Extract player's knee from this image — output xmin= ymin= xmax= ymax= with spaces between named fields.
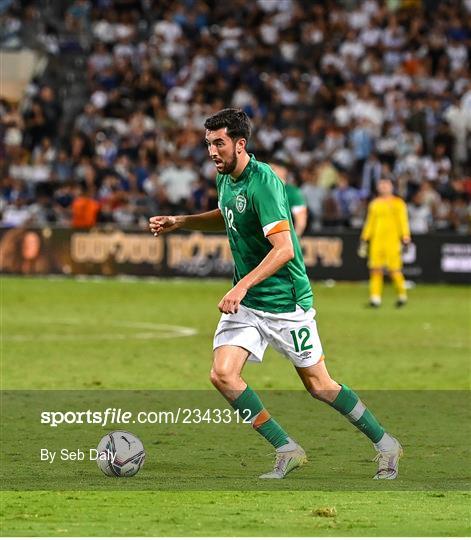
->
xmin=306 ymin=380 xmax=324 ymax=399
xmin=305 ymin=377 xmax=339 ymax=403
xmin=209 ymin=366 xmax=236 ymax=389
xmin=209 ymin=367 xmax=220 ymax=387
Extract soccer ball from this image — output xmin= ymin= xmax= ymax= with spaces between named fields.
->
xmin=96 ymin=430 xmax=146 ymax=477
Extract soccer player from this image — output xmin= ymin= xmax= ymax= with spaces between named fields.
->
xmin=269 ymin=160 xmax=308 ymax=236
xmin=358 ymin=178 xmax=411 ymax=308
xmin=150 ymin=109 xmax=402 ymax=480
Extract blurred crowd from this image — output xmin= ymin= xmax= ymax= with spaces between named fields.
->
xmin=1 ymin=0 xmax=471 ymax=233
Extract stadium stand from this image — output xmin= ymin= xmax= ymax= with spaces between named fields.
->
xmin=1 ymin=0 xmax=470 ymax=233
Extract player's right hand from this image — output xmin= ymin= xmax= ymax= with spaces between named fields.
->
xmin=357 ymin=240 xmax=368 ymax=258
xmin=149 ymin=216 xmax=179 ymax=236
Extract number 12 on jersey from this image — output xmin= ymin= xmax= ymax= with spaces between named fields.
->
xmin=224 ymin=207 xmax=237 ymax=232
xmin=290 ymin=327 xmax=313 ymax=352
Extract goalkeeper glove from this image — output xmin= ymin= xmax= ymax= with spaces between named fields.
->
xmin=402 ymin=240 xmax=411 ymax=257
xmin=357 ymin=240 xmax=368 ymax=258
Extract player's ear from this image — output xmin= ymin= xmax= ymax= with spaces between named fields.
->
xmin=236 ymin=138 xmax=246 ymax=154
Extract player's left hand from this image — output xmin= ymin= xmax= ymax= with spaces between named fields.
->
xmin=402 ymin=238 xmax=411 ymax=257
xmin=218 ymin=284 xmax=248 ymax=314
xmin=357 ymin=240 xmax=368 ymax=259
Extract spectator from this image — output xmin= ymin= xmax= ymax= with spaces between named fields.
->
xmin=300 ymin=166 xmax=326 ymax=231
xmin=408 ymin=191 xmax=433 ymax=233
xmin=316 ymin=160 xmax=340 ymax=190
xmin=1 ymin=0 xmax=469 ymax=232
xmin=332 ymin=173 xmax=361 ymax=227
xmin=52 ymin=150 xmax=74 ymax=184
xmin=2 ymin=198 xmax=32 ymax=227
xmin=159 ymin=156 xmax=198 ymax=210
xmin=71 ymin=183 xmax=100 ymax=228
xmin=450 ymin=196 xmax=470 ymax=233
xmin=361 ymin=152 xmax=382 ymax=199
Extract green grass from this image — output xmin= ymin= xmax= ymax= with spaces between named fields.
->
xmin=1 ymin=277 xmax=470 ymax=536
xmin=2 ymin=491 xmax=470 ymax=536
xmin=3 ymin=278 xmax=469 ymax=390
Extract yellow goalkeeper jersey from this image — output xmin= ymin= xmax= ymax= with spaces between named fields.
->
xmin=361 ymin=196 xmax=410 ymax=246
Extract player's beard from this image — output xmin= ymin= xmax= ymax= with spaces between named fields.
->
xmin=218 ymin=147 xmax=238 ymax=174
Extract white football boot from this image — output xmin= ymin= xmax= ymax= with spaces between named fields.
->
xmin=259 ymin=445 xmax=307 ymax=479
xmin=373 ymin=438 xmax=403 ymax=479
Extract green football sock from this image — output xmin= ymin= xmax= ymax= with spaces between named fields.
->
xmin=330 ymin=384 xmax=385 ymax=443
xmin=231 ymin=386 xmax=290 ymax=449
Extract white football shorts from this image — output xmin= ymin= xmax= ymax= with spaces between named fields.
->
xmin=213 ymin=304 xmax=324 ymax=368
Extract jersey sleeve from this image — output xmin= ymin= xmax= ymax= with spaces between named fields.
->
xmin=287 ymin=185 xmax=306 ymax=210
xmin=251 ymin=173 xmax=291 ymax=237
xmin=361 ymin=201 xmax=375 ymax=241
xmin=398 ymin=199 xmax=411 ymax=241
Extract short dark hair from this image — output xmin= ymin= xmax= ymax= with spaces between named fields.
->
xmin=204 ymin=108 xmax=251 ymax=141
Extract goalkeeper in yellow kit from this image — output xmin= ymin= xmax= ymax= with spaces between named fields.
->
xmin=358 ymin=178 xmax=411 ymax=307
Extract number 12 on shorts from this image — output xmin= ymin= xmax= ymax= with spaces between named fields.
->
xmin=289 ymin=327 xmax=313 ymax=352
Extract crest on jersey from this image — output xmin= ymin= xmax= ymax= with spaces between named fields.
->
xmin=235 ymin=194 xmax=247 ymax=213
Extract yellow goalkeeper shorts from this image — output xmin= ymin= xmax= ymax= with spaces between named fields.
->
xmin=368 ymin=244 xmax=402 ymax=271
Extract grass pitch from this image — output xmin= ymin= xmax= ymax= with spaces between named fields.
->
xmin=1 ymin=277 xmax=470 ymax=536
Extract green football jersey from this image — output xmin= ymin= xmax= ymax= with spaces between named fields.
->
xmin=216 ymin=154 xmax=313 ymax=313
xmin=285 ymin=183 xmax=306 ymax=210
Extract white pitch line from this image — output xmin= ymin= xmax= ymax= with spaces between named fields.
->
xmin=5 ymin=333 xmax=194 ymax=342
xmin=3 ymin=319 xmax=198 ymax=342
